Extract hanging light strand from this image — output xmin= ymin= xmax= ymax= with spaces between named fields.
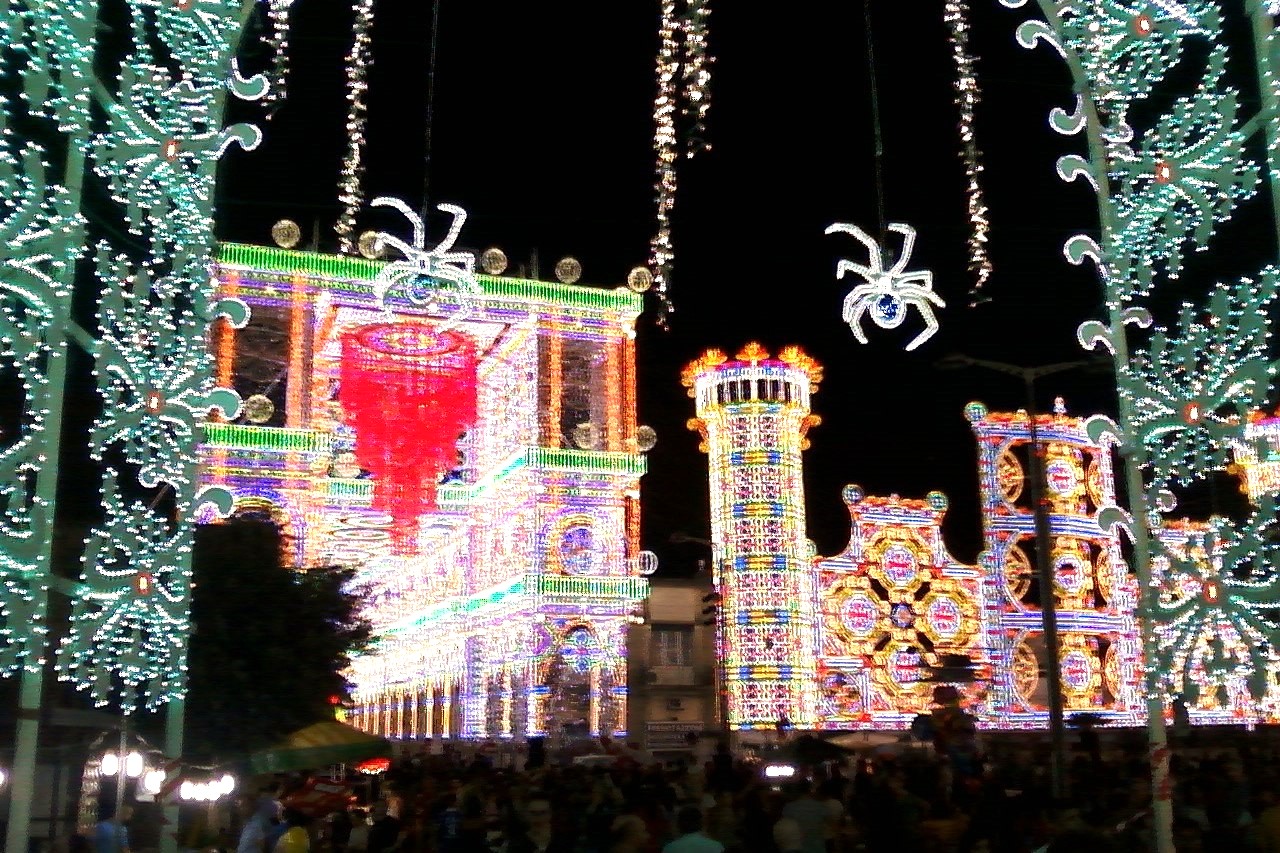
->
xmin=336 ymin=0 xmax=376 ymax=255
xmin=262 ymin=0 xmax=295 ymax=116
xmin=649 ymin=0 xmax=713 ymax=328
xmin=943 ymin=0 xmax=994 ymax=305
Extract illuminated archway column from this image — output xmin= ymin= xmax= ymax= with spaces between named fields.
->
xmin=440 ymin=677 xmax=453 ymax=739
xmin=527 ymin=659 xmax=548 ymax=737
xmin=500 ymin=668 xmax=515 ymax=738
xmin=684 ymin=344 xmax=824 ymax=729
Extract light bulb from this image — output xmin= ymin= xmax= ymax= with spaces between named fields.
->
xmin=142 ymin=769 xmax=164 ymax=795
xmin=180 ymin=781 xmax=194 ymax=801
xmin=125 ymin=751 xmax=144 ymax=779
xmin=100 ymin=753 xmax=119 ymax=777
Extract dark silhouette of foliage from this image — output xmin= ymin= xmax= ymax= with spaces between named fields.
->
xmin=184 ymin=517 xmax=372 ymax=760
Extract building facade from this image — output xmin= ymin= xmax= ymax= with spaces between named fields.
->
xmin=627 ymin=574 xmax=719 ymax=755
xmin=199 ymin=242 xmax=649 ymax=741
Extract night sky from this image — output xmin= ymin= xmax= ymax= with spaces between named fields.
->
xmin=215 ymin=2 xmax=1268 ymax=571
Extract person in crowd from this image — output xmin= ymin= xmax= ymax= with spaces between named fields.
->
xmin=274 ymin=809 xmax=311 ymax=853
xmin=94 ymin=805 xmax=132 ymax=853
xmin=610 ymin=813 xmax=651 ymax=853
xmin=365 ymin=801 xmax=405 ymax=853
xmin=661 ymin=805 xmax=723 ymax=853
xmin=507 ymin=792 xmax=574 ymax=853
xmin=237 ymin=793 xmax=280 ymax=853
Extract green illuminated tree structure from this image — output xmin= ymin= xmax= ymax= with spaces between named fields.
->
xmin=1002 ymin=1 xmax=1280 ymax=849
xmin=0 ymin=0 xmax=267 ymax=847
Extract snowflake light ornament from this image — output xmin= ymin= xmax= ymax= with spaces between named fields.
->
xmin=824 ymin=221 xmax=944 ymax=351
xmin=370 ymin=197 xmax=480 ymax=328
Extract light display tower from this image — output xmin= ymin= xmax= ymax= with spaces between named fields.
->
xmin=967 ymin=401 xmax=1142 ymax=725
xmin=683 ymin=343 xmax=823 ymax=729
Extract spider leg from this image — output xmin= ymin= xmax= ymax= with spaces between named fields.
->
xmin=904 ymin=302 xmax=940 ymax=352
xmin=826 ymin=222 xmax=885 ymax=277
xmin=835 ymin=260 xmax=875 ymax=282
xmin=434 ymin=204 xmax=469 ymax=254
xmin=371 ymin=197 xmax=425 ymax=249
xmin=887 ymin=223 xmax=917 ymax=274
xmin=844 ymin=298 xmax=871 ymax=345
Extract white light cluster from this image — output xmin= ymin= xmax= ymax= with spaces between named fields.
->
xmin=370 ymin=197 xmax=479 ymax=327
xmin=263 ymin=0 xmax=296 ymax=116
xmin=943 ymin=0 xmax=993 ymax=302
xmin=824 ymin=221 xmax=944 ymax=351
xmin=649 ymin=0 xmax=714 ymax=326
xmin=336 ymin=0 xmax=376 ymax=255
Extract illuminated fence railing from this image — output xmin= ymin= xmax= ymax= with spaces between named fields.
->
xmin=216 ymin=243 xmax=644 ymax=314
xmin=202 ymin=423 xmax=332 ymax=453
xmin=536 ymin=575 xmax=648 ymax=600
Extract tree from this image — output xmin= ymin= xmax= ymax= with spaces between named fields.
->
xmin=184 ymin=517 xmax=372 ymax=760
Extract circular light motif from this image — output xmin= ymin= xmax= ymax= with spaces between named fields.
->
xmin=926 ymin=596 xmax=962 ymax=639
xmin=560 ymin=628 xmax=599 ymax=674
xmin=873 ymin=294 xmax=903 ymax=325
xmin=271 ymin=219 xmax=302 ymax=249
xmin=1045 ymin=459 xmax=1078 ymax=496
xmin=1155 ymin=160 xmax=1175 ymax=184
xmin=888 ymin=647 xmax=921 ymax=687
xmin=559 ymin=524 xmax=598 ymax=575
xmin=555 ymin=257 xmax=583 ymax=284
xmin=1061 ymin=650 xmax=1093 ymax=693
xmin=1133 ymin=13 xmax=1153 ymax=36
xmin=881 ymin=545 xmax=918 ymax=588
xmin=890 ymin=603 xmax=915 ymax=630
xmin=1202 ymin=579 xmax=1221 ymax=604
xmin=626 ymin=266 xmax=653 ymax=293
xmin=480 ymin=247 xmax=509 ymax=275
xmin=840 ymin=594 xmax=879 ymax=637
xmin=1055 ymin=553 xmax=1086 ymax=594
xmin=1182 ymin=402 xmax=1202 ymax=424
xmin=242 ymin=393 xmax=275 ymax=424
xmin=997 ymin=449 xmax=1024 ymax=503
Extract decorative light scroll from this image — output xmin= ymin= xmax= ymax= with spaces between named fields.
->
xmin=340 ymin=323 xmax=477 ymax=552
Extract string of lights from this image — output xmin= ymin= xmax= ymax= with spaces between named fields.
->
xmin=649 ymin=0 xmax=713 ymax=327
xmin=262 ymin=0 xmax=295 ymax=116
xmin=336 ymin=0 xmax=375 ymax=255
xmin=943 ymin=0 xmax=993 ymax=304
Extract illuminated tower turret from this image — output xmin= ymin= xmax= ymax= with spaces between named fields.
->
xmin=683 ymin=343 xmax=823 ymax=729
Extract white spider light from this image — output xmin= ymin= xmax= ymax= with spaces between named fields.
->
xmin=370 ymin=197 xmax=480 ymax=329
xmin=824 ymin=221 xmax=945 ymax=352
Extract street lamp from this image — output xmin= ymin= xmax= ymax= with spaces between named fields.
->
xmin=936 ymin=352 xmax=1111 ymax=802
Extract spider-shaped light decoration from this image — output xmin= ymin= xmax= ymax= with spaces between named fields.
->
xmin=370 ymin=197 xmax=480 ymax=328
xmin=824 ymin=221 xmax=945 ymax=352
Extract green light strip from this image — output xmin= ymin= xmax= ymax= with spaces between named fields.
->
xmin=216 ymin=242 xmax=644 ymax=314
xmin=202 ymin=423 xmax=332 ymax=453
xmin=529 ymin=447 xmax=647 ymax=476
xmin=537 ymin=575 xmax=648 ymax=599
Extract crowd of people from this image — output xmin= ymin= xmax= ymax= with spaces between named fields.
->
xmin=218 ymin=726 xmax=1280 ymax=853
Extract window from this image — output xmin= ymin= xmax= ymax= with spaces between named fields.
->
xmin=652 ymin=626 xmax=693 ymax=667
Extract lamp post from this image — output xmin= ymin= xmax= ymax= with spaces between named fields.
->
xmin=936 ymin=353 xmax=1111 ymax=802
